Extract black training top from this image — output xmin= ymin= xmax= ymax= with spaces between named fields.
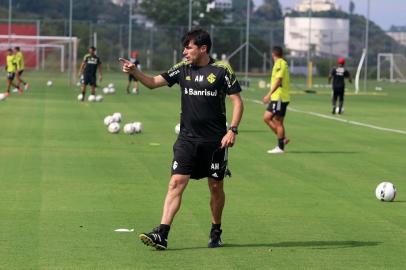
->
xmin=161 ymin=58 xmax=242 ymax=142
xmin=83 ymin=54 xmax=102 ymax=76
xmin=131 ymin=58 xmax=140 ymax=68
xmin=331 ymin=67 xmax=350 ymax=89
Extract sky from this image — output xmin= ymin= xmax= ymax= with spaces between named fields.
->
xmin=253 ymin=0 xmax=406 ymax=30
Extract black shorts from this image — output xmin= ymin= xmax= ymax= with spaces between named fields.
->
xmin=333 ymin=87 xmax=345 ymax=94
xmin=18 ymin=70 xmax=24 ymax=76
xmin=266 ymin=100 xmax=289 ymax=117
xmin=83 ymin=74 xmax=97 ymax=86
xmin=7 ymin=72 xmax=15 ymax=80
xmin=171 ymin=139 xmax=229 ymax=181
xmin=128 ymin=74 xmax=138 ymax=82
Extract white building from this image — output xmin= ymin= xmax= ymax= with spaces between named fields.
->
xmin=295 ymin=0 xmax=341 ymax=12
xmin=284 ymin=17 xmax=349 ymax=58
xmin=386 ymin=32 xmax=406 ymax=47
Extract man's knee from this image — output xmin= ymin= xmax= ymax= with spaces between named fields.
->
xmin=263 ymin=112 xmax=273 ymax=123
xmin=168 ymin=175 xmax=189 ymax=192
xmin=208 ymin=179 xmax=224 ymax=194
xmin=274 ymin=116 xmax=284 ymax=125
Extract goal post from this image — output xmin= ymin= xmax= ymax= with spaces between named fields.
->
xmin=0 ymin=34 xmax=78 ymax=83
xmin=377 ymin=53 xmax=406 ymax=82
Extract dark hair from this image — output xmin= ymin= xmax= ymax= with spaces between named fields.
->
xmin=7 ymin=48 xmax=12 ymax=52
xmin=272 ymin=46 xmax=283 ymax=57
xmin=14 ymin=46 xmax=20 ymax=51
xmin=89 ymin=46 xmax=96 ymax=51
xmin=182 ymin=28 xmax=212 ymax=53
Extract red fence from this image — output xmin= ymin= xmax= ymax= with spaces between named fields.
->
xmin=0 ymin=24 xmax=38 ymax=68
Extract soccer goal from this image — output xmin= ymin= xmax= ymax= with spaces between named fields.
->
xmin=377 ymin=53 xmax=406 ymax=82
xmin=0 ymin=34 xmax=79 ymax=83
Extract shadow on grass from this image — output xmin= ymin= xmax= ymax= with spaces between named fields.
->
xmin=288 ymin=150 xmax=360 ymax=154
xmin=168 ymin=240 xmax=381 ymax=251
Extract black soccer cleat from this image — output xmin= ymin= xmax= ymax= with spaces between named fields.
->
xmin=139 ymin=229 xmax=167 ymax=250
xmin=208 ymin=228 xmax=223 ymax=248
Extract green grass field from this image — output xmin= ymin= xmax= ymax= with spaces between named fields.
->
xmin=1 ymin=71 xmax=405 ymax=269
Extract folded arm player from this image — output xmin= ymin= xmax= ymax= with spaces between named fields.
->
xmin=121 ymin=28 xmax=244 ymax=250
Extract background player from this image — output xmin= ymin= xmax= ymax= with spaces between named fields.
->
xmin=126 ymin=51 xmax=141 ymax=94
xmin=4 ymin=48 xmax=22 ymax=96
xmin=263 ymin=46 xmax=290 ymax=154
xmin=120 ymin=28 xmax=243 ymax=250
xmin=14 ymin=47 xmax=29 ymax=91
xmin=328 ymin=57 xmax=352 ymax=114
xmin=78 ymin=46 xmax=102 ymax=101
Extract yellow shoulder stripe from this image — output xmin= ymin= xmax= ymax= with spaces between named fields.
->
xmin=168 ymin=60 xmax=189 ymax=72
xmin=212 ymin=60 xmax=235 ymax=75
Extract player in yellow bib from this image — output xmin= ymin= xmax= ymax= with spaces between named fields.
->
xmin=14 ymin=47 xmax=29 ymax=90
xmin=4 ymin=48 xmax=22 ymax=96
xmin=263 ymin=46 xmax=290 ymax=154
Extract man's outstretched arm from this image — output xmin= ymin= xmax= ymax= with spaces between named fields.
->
xmin=120 ymin=58 xmax=168 ymax=89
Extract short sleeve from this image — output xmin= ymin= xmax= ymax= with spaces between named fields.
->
xmin=274 ymin=62 xmax=285 ymax=79
xmin=160 ymin=62 xmax=183 ymax=87
xmin=223 ymin=65 xmax=241 ymax=95
xmin=331 ymin=69 xmax=336 ymax=76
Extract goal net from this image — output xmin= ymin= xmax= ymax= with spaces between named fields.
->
xmin=0 ymin=34 xmax=78 ymax=82
xmin=377 ymin=53 xmax=406 ymax=82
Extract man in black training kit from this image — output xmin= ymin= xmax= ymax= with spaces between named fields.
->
xmin=328 ymin=57 xmax=351 ymax=114
xmin=78 ymin=46 xmax=102 ymax=101
xmin=126 ymin=51 xmax=141 ymax=94
xmin=120 ymin=28 xmax=244 ymax=250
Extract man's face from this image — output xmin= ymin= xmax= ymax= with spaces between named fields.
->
xmin=7 ymin=50 xmax=12 ymax=55
xmin=88 ymin=48 xmax=95 ymax=55
xmin=183 ymin=40 xmax=206 ymax=65
xmin=271 ymin=52 xmax=277 ymax=62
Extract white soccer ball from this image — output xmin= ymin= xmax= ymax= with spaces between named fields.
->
xmin=0 ymin=93 xmax=6 ymax=101
xmin=112 ymin=112 xmax=122 ymax=123
xmin=108 ymin=87 xmax=116 ymax=94
xmin=12 ymin=88 xmax=18 ymax=93
xmin=132 ymin=122 xmax=143 ymax=133
xmin=77 ymin=93 xmax=83 ymax=101
xmin=175 ymin=123 xmax=180 ymax=134
xmin=88 ymin=95 xmax=96 ymax=102
xmin=108 ymin=122 xmax=120 ymax=134
xmin=96 ymin=95 xmax=103 ymax=102
xmin=47 ymin=80 xmax=53 ymax=86
xmin=103 ymin=87 xmax=109 ymax=94
xmin=108 ymin=83 xmax=114 ymax=88
xmin=76 ymin=81 xmax=81 ymax=87
xmin=375 ymin=182 xmax=397 ymax=202
xmin=104 ymin=115 xmax=114 ymax=126
xmin=132 ymin=88 xmax=139 ymax=94
xmin=123 ymin=123 xmax=135 ymax=134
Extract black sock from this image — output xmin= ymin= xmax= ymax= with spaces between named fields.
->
xmin=159 ymin=224 xmax=170 ymax=238
xmin=211 ymin=223 xmax=221 ymax=231
xmin=278 ymin=138 xmax=285 ymax=150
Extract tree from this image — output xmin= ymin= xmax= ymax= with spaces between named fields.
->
xmin=254 ymin=0 xmax=282 ymax=22
xmin=232 ymin=0 xmax=255 ymax=25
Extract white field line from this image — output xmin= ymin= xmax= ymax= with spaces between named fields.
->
xmin=245 ymin=98 xmax=406 ymax=136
